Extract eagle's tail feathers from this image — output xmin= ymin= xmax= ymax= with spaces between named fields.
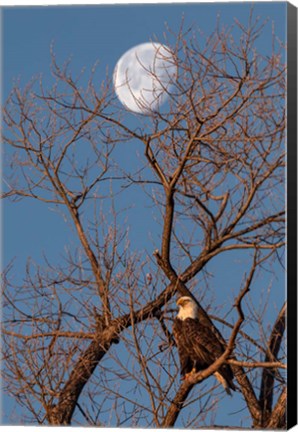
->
xmin=214 ymin=372 xmax=233 ymax=396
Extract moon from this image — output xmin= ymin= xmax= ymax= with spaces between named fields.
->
xmin=113 ymin=42 xmax=176 ymax=114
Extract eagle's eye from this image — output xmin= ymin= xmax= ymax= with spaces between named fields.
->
xmin=182 ymin=300 xmax=190 ymax=307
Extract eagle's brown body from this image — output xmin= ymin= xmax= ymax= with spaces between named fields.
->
xmin=173 ymin=297 xmax=236 ymax=395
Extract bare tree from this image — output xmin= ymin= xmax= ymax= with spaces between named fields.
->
xmin=2 ymin=14 xmax=286 ymax=429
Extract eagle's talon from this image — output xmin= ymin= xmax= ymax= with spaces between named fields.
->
xmin=182 ymin=371 xmax=194 ymax=381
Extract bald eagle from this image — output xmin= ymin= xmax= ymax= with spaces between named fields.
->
xmin=172 ymin=296 xmax=236 ymax=395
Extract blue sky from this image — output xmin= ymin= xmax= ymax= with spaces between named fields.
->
xmin=2 ymin=1 xmax=286 ymax=268
xmin=2 ymin=2 xmax=287 ymax=428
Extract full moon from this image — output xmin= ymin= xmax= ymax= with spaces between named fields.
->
xmin=113 ymin=43 xmax=176 ymax=114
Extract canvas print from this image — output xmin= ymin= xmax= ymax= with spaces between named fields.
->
xmin=1 ymin=1 xmax=296 ymax=429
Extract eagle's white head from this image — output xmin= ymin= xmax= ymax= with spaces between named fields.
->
xmin=176 ymin=296 xmax=199 ymax=320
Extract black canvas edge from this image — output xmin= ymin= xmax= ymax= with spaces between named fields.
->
xmin=287 ymin=1 xmax=298 ymax=430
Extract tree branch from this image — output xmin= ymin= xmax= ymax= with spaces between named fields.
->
xmin=259 ymin=302 xmax=286 ymax=424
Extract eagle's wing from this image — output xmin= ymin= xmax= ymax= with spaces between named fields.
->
xmin=172 ymin=318 xmax=193 ymax=376
xmin=180 ymin=318 xmax=223 ymax=364
xmin=193 ymin=322 xmax=226 ymax=360
xmin=182 ymin=319 xmax=236 ymax=393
